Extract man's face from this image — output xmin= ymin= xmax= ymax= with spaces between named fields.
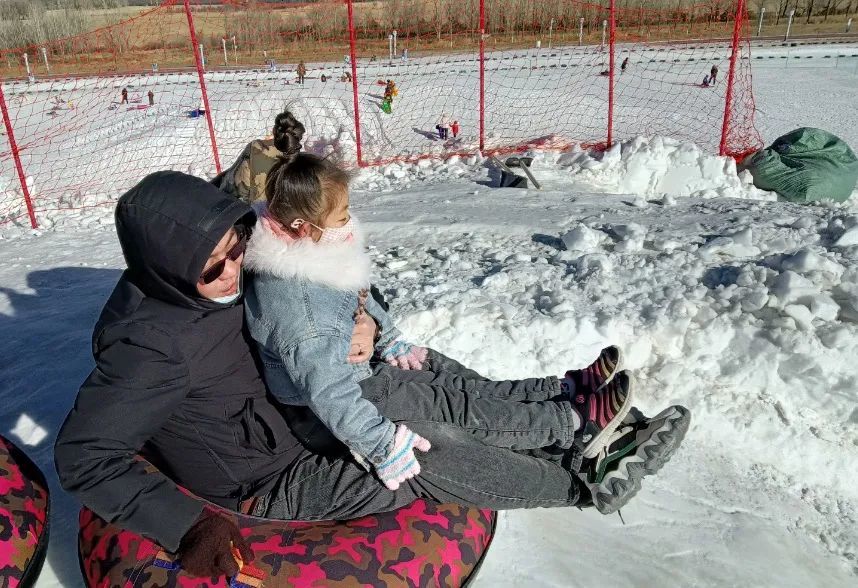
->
xmin=197 ymin=227 xmax=243 ymax=300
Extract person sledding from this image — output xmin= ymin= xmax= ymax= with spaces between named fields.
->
xmin=55 ymin=130 xmax=690 ymax=581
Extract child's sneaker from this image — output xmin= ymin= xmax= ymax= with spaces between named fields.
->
xmin=573 ymin=370 xmax=634 ymax=459
xmin=560 ymin=345 xmax=623 ymax=396
xmin=578 ymin=405 xmax=691 ymax=515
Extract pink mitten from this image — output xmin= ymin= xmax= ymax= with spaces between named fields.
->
xmin=375 ymin=424 xmax=431 ymax=490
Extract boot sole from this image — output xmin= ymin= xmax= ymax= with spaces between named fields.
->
xmin=582 ymin=370 xmax=634 ymax=459
xmin=591 ymin=405 xmax=692 ymax=515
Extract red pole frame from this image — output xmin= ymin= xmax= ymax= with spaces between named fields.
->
xmin=183 ymin=0 xmax=221 ymax=175
xmin=607 ymin=0 xmax=616 ymax=148
xmin=0 ymin=83 xmax=37 ymax=229
xmin=720 ymin=0 xmax=745 ymax=157
xmin=346 ymin=0 xmax=364 ymax=167
xmin=479 ymin=0 xmax=486 ymax=153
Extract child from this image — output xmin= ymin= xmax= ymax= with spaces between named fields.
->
xmin=242 ymin=111 xmax=689 ymax=510
xmin=451 ymin=120 xmax=460 ymax=138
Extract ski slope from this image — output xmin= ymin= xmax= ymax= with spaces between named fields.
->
xmin=0 ymin=44 xmax=857 ymax=587
xmin=2 ymin=41 xmax=856 ymax=224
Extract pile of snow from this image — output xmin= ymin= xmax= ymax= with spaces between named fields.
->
xmin=352 ymin=136 xmax=780 ymax=204
xmin=554 ymin=136 xmax=776 ymax=200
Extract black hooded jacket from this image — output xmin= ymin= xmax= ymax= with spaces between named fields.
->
xmin=54 ymin=171 xmax=303 ymax=551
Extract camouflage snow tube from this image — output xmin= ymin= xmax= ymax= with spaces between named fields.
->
xmin=0 ymin=435 xmax=50 ymax=588
xmin=79 ymin=498 xmax=496 ymax=587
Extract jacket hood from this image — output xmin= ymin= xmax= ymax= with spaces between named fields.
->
xmin=115 ymin=170 xmax=255 ymax=310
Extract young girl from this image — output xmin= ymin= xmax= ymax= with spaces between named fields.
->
xmin=243 ymin=111 xmax=689 ymax=513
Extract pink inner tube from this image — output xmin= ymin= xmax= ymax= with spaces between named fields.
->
xmin=79 ymin=470 xmax=496 ymax=587
xmin=0 ymin=435 xmax=50 ymax=588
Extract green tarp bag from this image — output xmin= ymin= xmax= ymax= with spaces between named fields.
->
xmin=740 ymin=128 xmax=858 ymax=203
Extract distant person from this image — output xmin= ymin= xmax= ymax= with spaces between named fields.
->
xmin=451 ymin=120 xmax=460 ymax=138
xmin=296 ymin=61 xmax=307 ymax=85
xmin=148 ymin=90 xmax=155 ymax=106
xmin=621 ymin=56 xmax=629 ymax=72
xmin=121 ymin=87 xmax=128 ymax=104
xmin=702 ymin=74 xmax=710 ymax=88
xmin=384 ymin=79 xmax=398 ymax=101
xmin=436 ymin=114 xmax=450 ymax=140
xmin=320 ymin=73 xmax=327 ymax=82
xmin=710 ymin=64 xmax=719 ymax=84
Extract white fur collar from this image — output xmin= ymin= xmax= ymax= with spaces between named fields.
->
xmin=244 ymin=216 xmax=371 ymax=291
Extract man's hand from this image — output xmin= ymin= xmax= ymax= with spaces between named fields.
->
xmin=178 ymin=511 xmax=253 ymax=579
xmin=348 ymin=313 xmax=377 ymax=364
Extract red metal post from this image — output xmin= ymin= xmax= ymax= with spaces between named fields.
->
xmin=346 ymin=0 xmax=364 ymax=167
xmin=720 ymin=0 xmax=745 ymax=157
xmin=184 ymin=0 xmax=221 ymax=174
xmin=0 ymin=83 xmax=37 ymax=229
xmin=479 ymin=0 xmax=486 ymax=153
xmin=607 ymin=0 xmax=616 ymax=148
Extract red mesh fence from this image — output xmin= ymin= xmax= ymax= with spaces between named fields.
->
xmin=0 ymin=0 xmax=761 ymax=228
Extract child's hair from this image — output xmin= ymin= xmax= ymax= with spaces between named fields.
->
xmin=265 ymin=110 xmax=351 ymax=226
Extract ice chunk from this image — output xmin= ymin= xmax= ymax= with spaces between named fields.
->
xmin=769 ymin=271 xmax=820 ymax=306
xmin=783 ymin=304 xmax=813 ymax=329
xmin=561 ymin=224 xmax=604 ymax=252
xmin=835 ymin=226 xmax=858 ymax=247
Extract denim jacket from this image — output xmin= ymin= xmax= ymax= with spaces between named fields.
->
xmin=243 ymin=217 xmax=400 ymax=465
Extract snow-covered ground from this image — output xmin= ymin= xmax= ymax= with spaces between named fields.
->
xmin=1 ymin=45 xmax=857 ymax=587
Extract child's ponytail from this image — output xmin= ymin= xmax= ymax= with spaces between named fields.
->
xmin=265 ymin=110 xmax=351 ymax=227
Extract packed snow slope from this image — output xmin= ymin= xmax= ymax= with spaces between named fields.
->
xmin=0 ymin=55 xmax=857 ymax=588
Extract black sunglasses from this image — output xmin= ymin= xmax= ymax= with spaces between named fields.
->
xmin=200 ymin=227 xmax=248 ymax=285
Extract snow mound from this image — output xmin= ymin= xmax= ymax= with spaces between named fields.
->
xmin=555 ymin=136 xmax=776 ymax=201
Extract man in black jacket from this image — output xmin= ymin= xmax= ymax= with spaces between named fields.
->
xmin=54 ymin=171 xmax=302 ymax=577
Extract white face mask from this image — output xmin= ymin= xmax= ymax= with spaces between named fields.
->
xmin=317 ymin=216 xmax=356 ymax=244
xmin=211 ymin=291 xmax=241 ymax=304
xmin=210 ymin=276 xmax=242 ymax=305
xmin=292 ymin=215 xmax=357 ymax=244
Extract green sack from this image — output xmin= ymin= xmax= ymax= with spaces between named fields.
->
xmin=740 ymin=128 xmax=858 ymax=203
xmin=381 ymin=98 xmax=392 ymax=114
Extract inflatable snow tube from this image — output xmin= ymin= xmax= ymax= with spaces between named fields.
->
xmin=0 ymin=435 xmax=50 ymax=588
xmin=79 ymin=499 xmax=496 ymax=587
